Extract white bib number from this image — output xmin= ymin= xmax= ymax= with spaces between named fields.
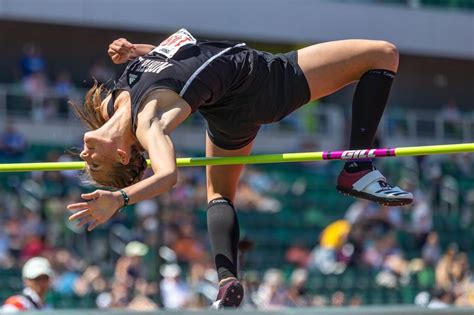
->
xmin=152 ymin=29 xmax=197 ymax=58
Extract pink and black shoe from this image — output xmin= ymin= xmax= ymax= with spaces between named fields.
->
xmin=337 ymin=167 xmax=413 ymax=206
xmin=210 ymin=279 xmax=244 ymax=310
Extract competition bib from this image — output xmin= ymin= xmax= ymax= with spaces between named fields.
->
xmin=152 ymin=29 xmax=197 ymax=58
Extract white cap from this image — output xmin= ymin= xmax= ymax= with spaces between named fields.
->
xmin=160 ymin=264 xmax=181 ymax=278
xmin=125 ymin=241 xmax=149 ymax=257
xmin=22 ymin=257 xmax=54 ymax=280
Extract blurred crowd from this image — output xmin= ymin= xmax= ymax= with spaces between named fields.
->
xmin=0 ymin=132 xmax=473 ymax=310
xmin=3 ymin=43 xmax=116 ymax=121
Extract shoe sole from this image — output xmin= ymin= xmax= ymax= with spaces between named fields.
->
xmin=217 ymin=281 xmax=244 ymax=309
xmin=336 ymin=186 xmax=413 ymax=207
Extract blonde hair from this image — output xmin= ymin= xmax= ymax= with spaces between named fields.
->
xmin=71 ymin=81 xmax=146 ymax=188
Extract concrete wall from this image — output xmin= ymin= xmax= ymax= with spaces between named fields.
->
xmin=1 ymin=0 xmax=473 ymax=59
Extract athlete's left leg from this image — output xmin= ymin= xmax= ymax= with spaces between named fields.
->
xmin=296 ymin=39 xmax=412 ymax=206
xmin=205 ymin=134 xmax=254 ymax=309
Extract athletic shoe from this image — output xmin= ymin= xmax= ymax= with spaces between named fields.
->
xmin=336 ymin=167 xmax=413 ymax=206
xmin=210 ymin=279 xmax=244 ymax=310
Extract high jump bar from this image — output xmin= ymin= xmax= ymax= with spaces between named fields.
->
xmin=0 ymin=143 xmax=473 ymax=173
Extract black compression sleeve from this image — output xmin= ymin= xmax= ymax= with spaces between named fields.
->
xmin=207 ymin=197 xmax=240 ymax=281
xmin=345 ymin=69 xmax=395 ymax=172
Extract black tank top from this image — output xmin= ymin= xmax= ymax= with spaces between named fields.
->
xmin=107 ymin=29 xmax=251 ymax=132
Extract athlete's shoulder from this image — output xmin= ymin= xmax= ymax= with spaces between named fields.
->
xmin=2 ymin=295 xmax=33 ymax=312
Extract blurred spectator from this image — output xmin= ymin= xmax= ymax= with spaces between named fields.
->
xmin=95 ymin=292 xmax=113 ymax=309
xmin=439 ymin=98 xmax=462 ymax=137
xmin=88 ymin=59 xmax=115 ymax=84
xmin=427 ymin=288 xmax=452 ymax=309
xmin=19 ymin=44 xmax=46 ymax=78
xmin=346 ymin=200 xmax=401 ymax=230
xmin=363 ymin=231 xmax=399 ymax=269
xmin=109 ymin=280 xmax=130 ymax=308
xmin=286 ymin=269 xmax=310 ymax=306
xmin=115 ymin=241 xmax=149 ymax=289
xmin=456 ymin=153 xmax=474 ymax=179
xmin=1 ymin=257 xmax=54 ymax=312
xmin=127 ymin=295 xmax=159 ymax=311
xmin=186 ymin=262 xmax=217 ymax=304
xmin=53 ymin=71 xmax=76 ymax=118
xmin=51 ymin=249 xmax=82 ymax=296
xmin=159 ymin=264 xmax=190 ymax=309
xmin=450 ymin=253 xmax=469 ymax=291
xmin=435 ymin=243 xmax=459 ymax=291
xmin=285 ymin=242 xmax=311 ymax=268
xmin=134 ymin=200 xmax=160 ymax=244
xmin=0 ymin=226 xmax=14 ymax=268
xmin=0 ymin=123 xmax=28 ymax=160
xmin=308 ymin=220 xmax=352 ymax=274
xmin=350 ymin=295 xmax=363 ymax=307
xmin=171 ymin=223 xmax=207 ymax=263
xmin=344 ymin=199 xmax=374 ymax=224
xmin=310 ymin=295 xmax=328 ymax=307
xmin=244 ymin=167 xmax=275 ymax=193
xmin=254 ymin=268 xmax=288 ymax=309
xmin=454 ymin=271 xmax=474 ymax=306
xmin=414 ymin=291 xmax=430 ymax=307
xmin=331 ymin=291 xmax=345 ymax=307
xmin=240 ymin=271 xmax=260 ymax=308
xmin=236 ymin=180 xmax=282 ymax=213
xmin=409 ymin=197 xmax=433 ymax=246
xmin=74 ymin=265 xmax=107 ymax=297
xmin=22 ymin=72 xmax=48 ymax=121
xmin=344 ymin=200 xmax=401 ymax=264
xmin=53 ymin=71 xmax=74 ymax=98
xmin=376 ymin=252 xmax=410 ymax=288
xmin=422 ymin=232 xmax=441 ymax=266
xmin=58 ymin=152 xmax=81 ymax=184
xmin=21 ymin=234 xmax=47 ymax=261
xmin=126 ymin=277 xmax=158 ymax=311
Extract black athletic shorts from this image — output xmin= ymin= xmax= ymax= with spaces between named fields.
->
xmin=199 ymin=49 xmax=311 ymax=150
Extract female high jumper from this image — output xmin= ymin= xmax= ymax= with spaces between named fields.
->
xmin=67 ymin=29 xmax=413 ymax=308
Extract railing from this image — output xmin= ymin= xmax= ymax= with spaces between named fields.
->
xmin=0 ymin=84 xmax=82 ymax=122
xmin=0 ymin=84 xmax=472 ymax=149
xmin=380 ymin=108 xmax=474 ymax=144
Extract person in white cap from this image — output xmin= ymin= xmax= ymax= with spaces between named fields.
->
xmin=1 ymin=257 xmax=54 ymax=312
xmin=160 ymin=263 xmax=190 ymax=309
xmin=114 ymin=241 xmax=149 ymax=286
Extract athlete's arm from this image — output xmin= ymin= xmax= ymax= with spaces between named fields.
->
xmin=108 ymin=38 xmax=156 ymax=64
xmin=68 ymin=90 xmax=191 ymax=231
xmin=117 ymin=90 xmax=191 ymax=203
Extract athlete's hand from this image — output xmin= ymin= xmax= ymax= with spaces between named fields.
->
xmin=67 ymin=190 xmax=124 ymax=231
xmin=108 ymin=38 xmax=137 ymax=64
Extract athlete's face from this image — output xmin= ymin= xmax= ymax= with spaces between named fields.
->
xmin=80 ymin=131 xmax=118 ymax=173
xmin=79 ymin=131 xmax=142 ymax=188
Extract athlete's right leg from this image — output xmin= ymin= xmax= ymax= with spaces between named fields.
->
xmin=297 ymin=40 xmax=399 ymax=154
xmin=205 ymin=133 xmax=253 ymax=309
xmin=297 ymin=39 xmax=399 ymax=100
xmin=296 ymin=40 xmax=412 ymax=206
